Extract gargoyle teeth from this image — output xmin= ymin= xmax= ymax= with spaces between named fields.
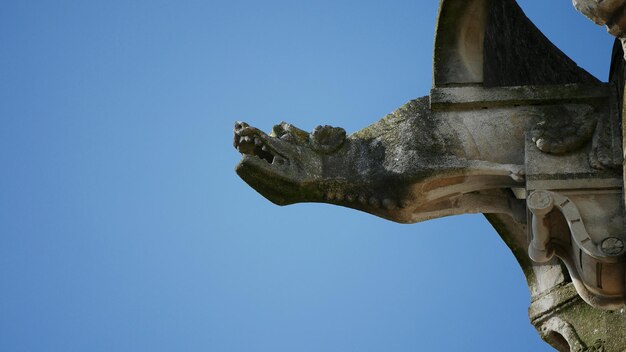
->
xmin=234 ymin=126 xmax=288 ymax=166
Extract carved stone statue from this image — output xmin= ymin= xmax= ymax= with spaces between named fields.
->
xmin=235 ymin=0 xmax=626 ymax=350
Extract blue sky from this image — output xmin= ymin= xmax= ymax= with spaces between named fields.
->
xmin=0 ymin=1 xmax=614 ymax=351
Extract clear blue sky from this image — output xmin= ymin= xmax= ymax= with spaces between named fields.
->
xmin=0 ymin=1 xmax=613 ymax=351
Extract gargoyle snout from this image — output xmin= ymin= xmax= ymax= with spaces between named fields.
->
xmin=233 ymin=121 xmax=247 ymax=151
xmin=234 ymin=121 xmax=249 ymax=134
xmin=233 ymin=121 xmax=287 ymax=165
xmin=233 ymin=121 xmax=255 ymax=153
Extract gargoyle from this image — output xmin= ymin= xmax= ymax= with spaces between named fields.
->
xmin=235 ymin=97 xmax=527 ymax=224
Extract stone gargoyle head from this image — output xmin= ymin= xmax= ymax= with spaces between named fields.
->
xmin=234 ymin=121 xmax=347 ymax=206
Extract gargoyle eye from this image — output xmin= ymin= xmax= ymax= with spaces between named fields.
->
xmin=271 ymin=122 xmax=289 ymax=138
xmin=270 ymin=122 xmax=309 ymax=145
xmin=310 ymin=125 xmax=346 ymax=154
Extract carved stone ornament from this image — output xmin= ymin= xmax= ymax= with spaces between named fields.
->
xmin=235 ymin=0 xmax=626 ymax=350
xmin=573 ymin=0 xmax=626 ymax=37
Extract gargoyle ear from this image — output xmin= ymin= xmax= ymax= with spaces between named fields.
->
xmin=310 ymin=125 xmax=346 ymax=153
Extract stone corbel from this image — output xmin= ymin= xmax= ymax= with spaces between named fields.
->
xmin=527 ymin=190 xmax=626 ymax=309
